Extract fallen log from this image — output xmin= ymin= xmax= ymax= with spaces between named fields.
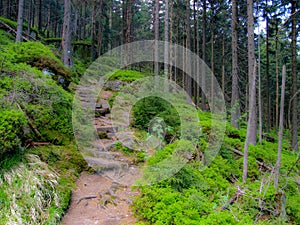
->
xmin=226 ymin=145 xmax=273 ymax=171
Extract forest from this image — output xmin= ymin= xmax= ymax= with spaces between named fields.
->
xmin=0 ymin=0 xmax=299 ymax=224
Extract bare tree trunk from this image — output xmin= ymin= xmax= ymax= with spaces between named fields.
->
xmin=291 ymin=0 xmax=298 ymax=151
xmin=222 ymin=34 xmax=225 ymax=96
xmin=62 ymin=0 xmax=73 ymax=68
xmin=196 ymin=2 xmax=200 ymax=107
xmin=164 ymin=0 xmax=169 ymax=79
xmin=247 ymin=0 xmax=257 ymax=145
xmin=97 ymin=0 xmax=103 ymax=57
xmin=185 ymin=0 xmax=191 ymax=97
xmin=274 ymin=65 xmax=286 ymax=189
xmin=201 ymin=0 xmax=206 ymax=111
xmin=243 ymin=61 xmax=257 ymax=183
xmin=243 ymin=0 xmax=257 ymax=182
xmin=231 ymin=0 xmax=240 ymax=128
xmin=275 ymin=36 xmax=279 ymax=129
xmin=91 ymin=0 xmax=97 ymax=60
xmin=258 ymin=33 xmax=263 ymax=145
xmin=38 ymin=0 xmax=42 ymax=31
xmin=154 ymin=0 xmax=159 ymax=76
xmin=265 ymin=12 xmax=271 ymax=132
xmin=16 ymin=0 xmax=24 ymax=43
xmin=169 ymin=0 xmax=173 ymax=82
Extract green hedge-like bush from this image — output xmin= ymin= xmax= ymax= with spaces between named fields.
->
xmin=0 ymin=110 xmax=26 ymax=158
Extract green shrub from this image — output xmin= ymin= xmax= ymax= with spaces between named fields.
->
xmin=0 ymin=110 xmax=26 ymax=158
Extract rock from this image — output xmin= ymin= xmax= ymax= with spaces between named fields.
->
xmin=104 ymin=80 xmax=126 ymax=91
xmin=97 ymin=126 xmax=118 ymax=133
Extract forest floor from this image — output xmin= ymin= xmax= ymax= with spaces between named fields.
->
xmin=61 ymin=90 xmax=141 ymax=225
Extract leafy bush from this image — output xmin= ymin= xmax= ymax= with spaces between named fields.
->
xmin=132 ymin=96 xmax=181 ymax=142
xmin=0 ymin=110 xmax=26 ymax=158
xmin=107 ymin=69 xmax=147 ymax=82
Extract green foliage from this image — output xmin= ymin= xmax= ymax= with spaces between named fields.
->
xmin=0 ymin=110 xmax=26 ymax=158
xmin=107 ymin=69 xmax=147 ymax=82
xmin=133 ymin=110 xmax=300 ymax=224
xmin=132 ymin=96 xmax=181 ymax=142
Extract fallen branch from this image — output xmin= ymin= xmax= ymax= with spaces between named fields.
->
xmin=219 ymin=185 xmax=245 ymax=211
xmin=226 ymin=145 xmax=273 ymax=171
xmin=76 ymin=195 xmax=97 ymax=204
xmin=0 ymin=20 xmax=30 ymax=42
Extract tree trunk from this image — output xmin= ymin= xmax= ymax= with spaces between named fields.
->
xmin=38 ymin=0 xmax=42 ymax=31
xmin=243 ymin=61 xmax=257 ymax=183
xmin=97 ymin=0 xmax=103 ymax=57
xmin=274 ymin=65 xmax=286 ymax=189
xmin=61 ymin=0 xmax=73 ymax=68
xmin=91 ymin=0 xmax=97 ymax=60
xmin=164 ymin=0 xmax=169 ymax=79
xmin=169 ymin=0 xmax=173 ymax=82
xmin=243 ymin=0 xmax=257 ymax=182
xmin=265 ymin=12 xmax=271 ymax=132
xmin=16 ymin=0 xmax=24 ymax=43
xmin=291 ymin=0 xmax=298 ymax=151
xmin=258 ymin=32 xmax=263 ymax=145
xmin=201 ymin=0 xmax=206 ymax=111
xmin=247 ymin=0 xmax=257 ymax=146
xmin=154 ymin=0 xmax=159 ymax=76
xmin=231 ymin=0 xmax=240 ymax=128
xmin=185 ymin=0 xmax=192 ymax=97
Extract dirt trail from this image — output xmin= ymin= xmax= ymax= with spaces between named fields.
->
xmin=61 ymin=90 xmax=141 ymax=225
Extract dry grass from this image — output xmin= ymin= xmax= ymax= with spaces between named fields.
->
xmin=0 ymin=154 xmax=60 ymax=224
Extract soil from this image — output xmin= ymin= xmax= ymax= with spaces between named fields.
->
xmin=61 ymin=90 xmax=141 ymax=225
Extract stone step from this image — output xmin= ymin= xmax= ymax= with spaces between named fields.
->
xmin=93 ymin=140 xmax=116 ymax=151
xmin=97 ymin=126 xmax=118 ymax=133
xmin=84 ymin=156 xmax=129 ymax=172
xmin=106 ymin=132 xmax=115 ymax=139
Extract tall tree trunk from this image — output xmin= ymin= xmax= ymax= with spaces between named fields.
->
xmin=201 ymin=0 xmax=207 ymax=111
xmin=274 ymin=65 xmax=286 ymax=189
xmin=275 ymin=34 xmax=279 ymax=129
xmin=258 ymin=32 xmax=262 ymax=145
xmin=62 ymin=0 xmax=73 ymax=68
xmin=231 ymin=0 xmax=240 ymax=128
xmin=291 ymin=0 xmax=298 ymax=151
xmin=16 ymin=0 xmax=24 ymax=43
xmin=38 ymin=0 xmax=42 ymax=31
xmin=247 ymin=0 xmax=257 ymax=146
xmin=222 ymin=34 xmax=225 ymax=96
xmin=185 ymin=0 xmax=191 ymax=97
xmin=243 ymin=0 xmax=256 ymax=182
xmin=154 ymin=0 xmax=159 ymax=76
xmin=91 ymin=0 xmax=97 ymax=60
xmin=196 ymin=1 xmax=200 ymax=107
xmin=97 ymin=0 xmax=103 ymax=57
xmin=265 ymin=12 xmax=271 ymax=132
xmin=164 ymin=0 xmax=169 ymax=79
xmin=169 ymin=0 xmax=173 ymax=82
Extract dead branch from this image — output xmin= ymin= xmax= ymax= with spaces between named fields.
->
xmin=226 ymin=145 xmax=273 ymax=171
xmin=76 ymin=195 xmax=97 ymax=204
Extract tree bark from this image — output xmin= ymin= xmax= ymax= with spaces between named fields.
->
xmin=154 ymin=0 xmax=159 ymax=76
xmin=201 ymin=0 xmax=207 ymax=111
xmin=231 ymin=0 xmax=240 ymax=128
xmin=243 ymin=61 xmax=257 ymax=183
xmin=258 ymin=32 xmax=263 ymax=145
xmin=274 ymin=65 xmax=286 ymax=189
xmin=91 ymin=0 xmax=97 ymax=60
xmin=291 ymin=0 xmax=298 ymax=151
xmin=247 ymin=0 xmax=257 ymax=145
xmin=61 ymin=0 xmax=73 ymax=68
xmin=97 ymin=0 xmax=103 ymax=57
xmin=265 ymin=12 xmax=271 ymax=132
xmin=16 ymin=0 xmax=24 ymax=43
xmin=164 ymin=0 xmax=169 ymax=79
